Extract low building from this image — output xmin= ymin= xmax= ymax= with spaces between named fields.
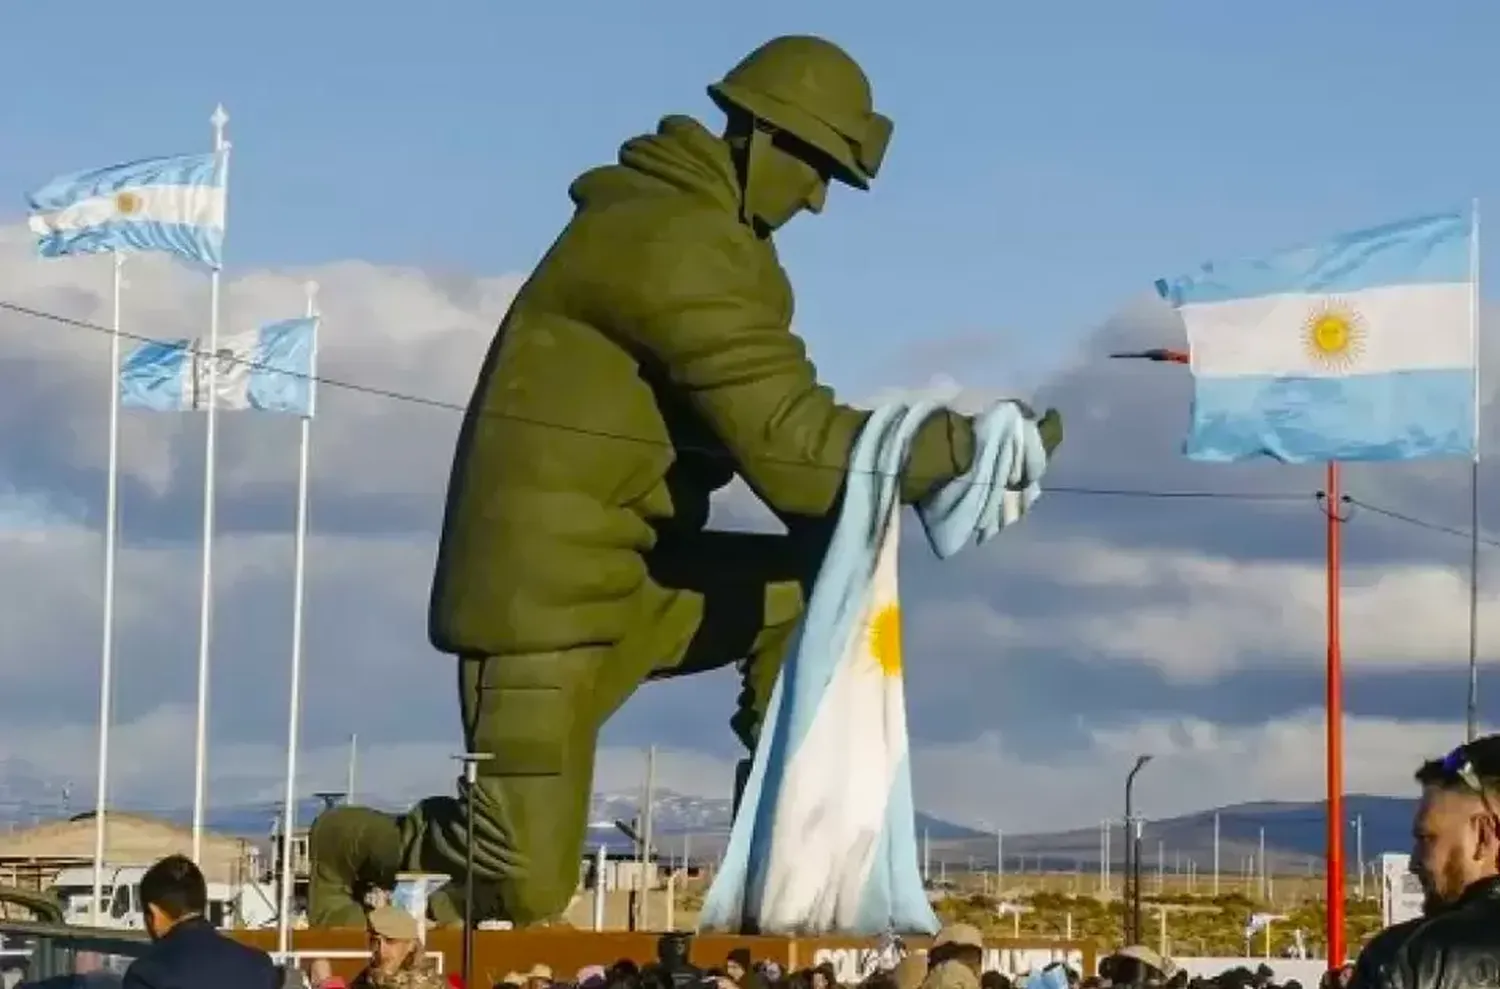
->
xmin=0 ymin=812 xmax=258 ymax=890
xmin=581 ymin=827 xmax=664 ymax=891
xmin=260 ymin=825 xmax=311 ymax=883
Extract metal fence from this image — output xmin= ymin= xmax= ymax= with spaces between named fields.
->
xmin=0 ymin=925 xmax=442 ymax=986
xmin=0 ymin=920 xmax=150 ymax=984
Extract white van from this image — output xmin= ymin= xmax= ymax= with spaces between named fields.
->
xmin=46 ymin=866 xmax=276 ymax=930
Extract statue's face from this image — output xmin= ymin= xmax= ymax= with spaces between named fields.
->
xmin=750 ymin=131 xmax=832 ymax=233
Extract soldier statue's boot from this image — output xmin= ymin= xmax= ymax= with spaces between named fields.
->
xmin=306 ymin=805 xmax=405 ymax=927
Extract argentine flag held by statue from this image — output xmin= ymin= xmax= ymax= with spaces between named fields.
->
xmin=1156 ymin=209 xmax=1477 ymax=463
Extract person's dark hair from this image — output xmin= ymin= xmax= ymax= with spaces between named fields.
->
xmin=864 ymin=976 xmax=897 ymax=989
xmin=138 ymin=854 xmax=207 ymax=919
xmin=1098 ymin=956 xmax=1161 ymax=988
xmin=981 ymin=972 xmax=1013 ymax=989
xmin=729 ymin=949 xmax=753 ymax=970
xmin=1416 ymin=735 xmax=1500 ymax=789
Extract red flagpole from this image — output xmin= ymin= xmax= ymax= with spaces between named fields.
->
xmin=1111 ymin=350 xmax=1347 ymax=964
xmin=1326 ymin=461 xmax=1346 ymax=968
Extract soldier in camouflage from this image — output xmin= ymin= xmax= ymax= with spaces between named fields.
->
xmin=350 ymin=906 xmax=447 ymax=989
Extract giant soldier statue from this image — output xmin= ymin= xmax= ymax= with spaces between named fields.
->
xmin=308 ymin=34 xmax=1062 ymax=928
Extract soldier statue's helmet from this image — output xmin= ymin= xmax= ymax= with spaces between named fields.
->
xmin=708 ymin=35 xmax=893 ymax=190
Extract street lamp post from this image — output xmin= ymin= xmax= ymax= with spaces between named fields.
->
xmin=454 ymin=753 xmax=494 ymax=989
xmin=1125 ymin=754 xmax=1153 ymax=945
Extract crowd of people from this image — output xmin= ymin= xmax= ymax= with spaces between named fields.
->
xmin=15 ymin=734 xmax=1500 ymax=989
xmin=289 ymin=929 xmax=1351 ymax=989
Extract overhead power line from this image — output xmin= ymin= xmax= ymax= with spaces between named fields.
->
xmin=0 ymin=297 xmax=1487 ymax=545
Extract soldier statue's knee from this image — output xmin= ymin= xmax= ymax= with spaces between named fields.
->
xmin=466 ymin=653 xmax=593 ymax=777
xmin=307 ymin=805 xmax=405 ymax=927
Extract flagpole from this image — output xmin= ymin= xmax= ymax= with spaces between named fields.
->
xmin=1468 ymin=198 xmax=1482 ymax=742
xmin=277 ymin=283 xmax=319 ymax=959
xmin=192 ymin=104 xmax=230 ymax=864
xmin=90 ymin=250 xmax=125 ymax=923
xmin=1325 ymin=461 xmax=1346 ymax=968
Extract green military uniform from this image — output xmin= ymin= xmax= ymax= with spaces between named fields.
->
xmin=309 ymin=35 xmax=1060 ymax=929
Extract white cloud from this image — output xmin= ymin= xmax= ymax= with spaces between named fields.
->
xmin=0 ymin=217 xmax=1492 ymax=835
xmin=0 ymin=700 xmax=734 ymax=820
xmin=909 ymin=538 xmax=1492 ymax=684
xmin=0 ymin=225 xmax=514 ymax=506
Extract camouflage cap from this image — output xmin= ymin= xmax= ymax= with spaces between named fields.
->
xmin=367 ymin=905 xmax=419 ymax=941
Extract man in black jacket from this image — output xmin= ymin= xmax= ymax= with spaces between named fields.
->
xmin=656 ymin=933 xmax=708 ymax=989
xmin=121 ymin=854 xmax=278 ymax=989
xmin=1352 ymin=735 xmax=1500 ymax=989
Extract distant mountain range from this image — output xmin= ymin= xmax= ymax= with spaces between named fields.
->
xmin=578 ymin=792 xmax=1415 ymax=872
xmin=926 ymin=796 xmax=1417 ymax=874
xmin=1 ymin=767 xmax=1417 ymax=874
xmin=580 ymin=791 xmax=984 ymax=856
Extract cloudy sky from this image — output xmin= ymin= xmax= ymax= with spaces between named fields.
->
xmin=2 ymin=2 xmax=1499 ymax=840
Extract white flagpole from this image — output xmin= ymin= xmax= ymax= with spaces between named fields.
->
xmin=1467 ymin=197 xmax=1483 ymax=742
xmin=346 ymin=733 xmax=357 ymax=801
xmin=192 ymin=104 xmax=231 ymax=864
xmin=277 ymin=283 xmax=320 ymax=958
xmin=91 ymin=250 xmax=125 ymax=923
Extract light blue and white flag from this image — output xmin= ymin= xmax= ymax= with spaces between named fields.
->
xmin=1156 ymin=210 xmax=1476 ymax=463
xmin=120 ymin=317 xmax=316 ymax=415
xmin=27 ymin=152 xmax=227 ymax=269
xmin=699 ymin=400 xmax=1048 ymax=935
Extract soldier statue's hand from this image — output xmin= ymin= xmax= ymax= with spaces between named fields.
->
xmin=1035 ymin=407 xmax=1063 ymax=458
xmin=1003 ymin=400 xmax=1063 ymax=459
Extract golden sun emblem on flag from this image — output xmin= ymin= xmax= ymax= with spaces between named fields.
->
xmin=114 ymin=191 xmax=142 ymax=216
xmin=1302 ymin=300 xmax=1367 ymax=372
xmin=868 ymin=603 xmax=902 ymax=677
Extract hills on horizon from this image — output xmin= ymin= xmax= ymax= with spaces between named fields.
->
xmin=9 ymin=780 xmax=1416 ymax=875
xmin=569 ymin=792 xmax=1418 ymax=874
xmin=167 ymin=789 xmax=1423 ymax=874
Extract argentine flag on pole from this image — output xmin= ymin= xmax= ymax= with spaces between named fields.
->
xmin=27 ymin=152 xmax=226 ymax=269
xmin=1156 ymin=209 xmax=1477 ymax=463
xmin=120 ymin=317 xmax=317 ymax=415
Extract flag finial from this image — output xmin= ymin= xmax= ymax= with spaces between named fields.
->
xmin=211 ymin=105 xmax=229 ymax=151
